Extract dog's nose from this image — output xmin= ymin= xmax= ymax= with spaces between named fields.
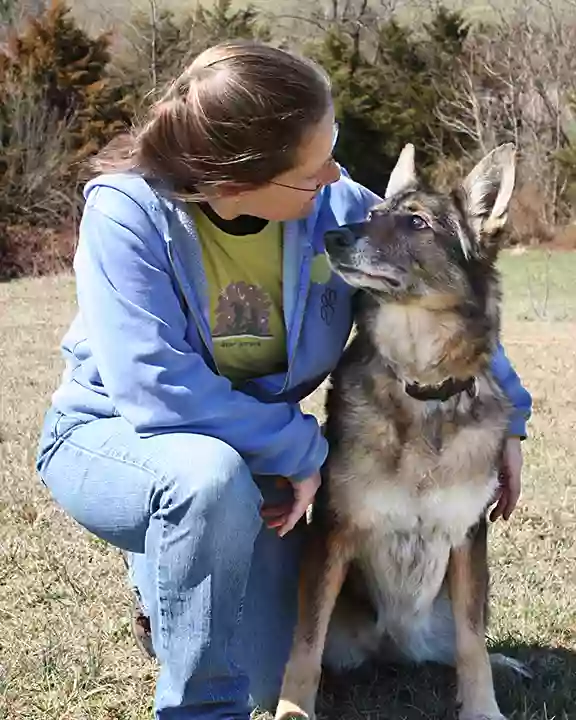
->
xmin=324 ymin=228 xmax=356 ymax=250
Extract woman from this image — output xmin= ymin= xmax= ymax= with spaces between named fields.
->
xmin=36 ymin=41 xmax=531 ymax=720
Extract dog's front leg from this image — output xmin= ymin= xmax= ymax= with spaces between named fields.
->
xmin=275 ymin=523 xmax=351 ymax=720
xmin=449 ymin=518 xmax=506 ymax=720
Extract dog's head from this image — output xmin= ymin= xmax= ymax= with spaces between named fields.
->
xmin=325 ymin=144 xmax=516 ymax=307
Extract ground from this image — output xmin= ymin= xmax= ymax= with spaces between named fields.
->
xmin=0 ymin=249 xmax=574 ymax=720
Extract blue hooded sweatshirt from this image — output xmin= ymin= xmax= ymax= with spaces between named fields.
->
xmin=48 ymin=169 xmax=532 ymax=481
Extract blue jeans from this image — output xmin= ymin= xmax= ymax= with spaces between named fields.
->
xmin=36 ymin=409 xmax=303 ymax=720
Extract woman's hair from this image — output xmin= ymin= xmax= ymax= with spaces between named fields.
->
xmin=91 ymin=41 xmax=332 ymax=196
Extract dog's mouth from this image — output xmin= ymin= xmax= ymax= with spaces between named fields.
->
xmin=332 ymin=262 xmax=405 ymax=290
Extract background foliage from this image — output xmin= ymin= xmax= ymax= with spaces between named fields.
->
xmin=2 ymin=0 xmax=576 ymax=278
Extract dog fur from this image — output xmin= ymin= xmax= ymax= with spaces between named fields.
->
xmin=276 ymin=144 xmax=521 ymax=720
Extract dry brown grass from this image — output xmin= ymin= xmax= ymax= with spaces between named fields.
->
xmin=1 ymin=250 xmax=575 ymax=719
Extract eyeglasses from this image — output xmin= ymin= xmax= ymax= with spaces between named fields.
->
xmin=269 ymin=123 xmax=340 ymax=193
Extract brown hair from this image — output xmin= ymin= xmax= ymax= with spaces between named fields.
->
xmin=92 ymin=41 xmax=332 ymax=196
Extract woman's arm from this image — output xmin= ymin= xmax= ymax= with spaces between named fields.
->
xmin=490 ymin=342 xmax=532 ymax=439
xmin=74 ymin=186 xmax=327 ymax=480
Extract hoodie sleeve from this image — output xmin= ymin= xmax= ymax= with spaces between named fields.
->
xmin=339 ymin=166 xmax=383 ymax=219
xmin=73 ymin=186 xmax=327 ymax=480
xmin=490 ymin=342 xmax=532 ymax=439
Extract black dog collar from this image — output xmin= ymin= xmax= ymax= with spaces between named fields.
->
xmin=403 ymin=376 xmax=477 ymax=402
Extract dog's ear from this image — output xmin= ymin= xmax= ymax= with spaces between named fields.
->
xmin=461 ymin=144 xmax=516 ymax=239
xmin=385 ymin=144 xmax=417 ymax=199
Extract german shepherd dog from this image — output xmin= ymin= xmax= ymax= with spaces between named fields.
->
xmin=276 ymin=144 xmax=524 ymax=720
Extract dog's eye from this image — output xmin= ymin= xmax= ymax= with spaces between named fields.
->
xmin=409 ymin=214 xmax=429 ymax=230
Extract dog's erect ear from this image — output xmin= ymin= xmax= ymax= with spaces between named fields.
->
xmin=461 ymin=144 xmax=516 ymax=238
xmin=385 ymin=144 xmax=417 ymax=199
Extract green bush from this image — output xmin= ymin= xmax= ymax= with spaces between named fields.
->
xmin=310 ymin=8 xmax=471 ymax=195
xmin=0 ymin=0 xmax=132 ymax=276
xmin=4 ymin=1 xmax=560 ymax=279
xmin=116 ymin=0 xmax=270 ymax=110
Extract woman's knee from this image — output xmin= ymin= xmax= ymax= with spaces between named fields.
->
xmin=145 ymin=432 xmax=263 ymax=524
xmin=38 ymin=416 xmax=261 ymax=551
xmin=37 ymin=417 xmax=157 ymax=551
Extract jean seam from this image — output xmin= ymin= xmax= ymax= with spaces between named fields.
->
xmin=62 ymin=435 xmax=162 ymax=484
xmin=157 ymin=495 xmax=172 ymax=657
xmin=62 ymin=435 xmax=187 ymax=665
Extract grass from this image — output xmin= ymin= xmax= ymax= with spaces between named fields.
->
xmin=0 ymin=249 xmax=575 ymax=719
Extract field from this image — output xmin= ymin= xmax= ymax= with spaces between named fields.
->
xmin=0 ymin=249 xmax=575 ymax=719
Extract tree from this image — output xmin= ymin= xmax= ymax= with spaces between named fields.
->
xmin=556 ymin=92 xmax=576 ymax=211
xmin=214 ymin=282 xmax=272 ymax=338
xmin=309 ymin=6 xmax=470 ymax=195
xmin=0 ymin=0 xmax=131 ymax=270
xmin=0 ymin=0 xmax=21 ymax=28
xmin=194 ymin=0 xmax=269 ymax=46
xmin=117 ymin=0 xmax=270 ymax=101
xmin=435 ymin=1 xmax=576 ymax=233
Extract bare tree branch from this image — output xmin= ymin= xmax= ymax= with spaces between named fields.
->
xmin=148 ymin=0 xmax=158 ymax=89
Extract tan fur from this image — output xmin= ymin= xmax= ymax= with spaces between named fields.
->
xmin=277 ymin=528 xmax=354 ymax=720
xmin=371 ymin=304 xmax=489 ymax=384
xmin=275 ymin=144 xmax=523 ymax=720
xmin=449 ymin=528 xmax=503 ymax=720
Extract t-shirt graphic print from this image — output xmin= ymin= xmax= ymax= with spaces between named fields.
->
xmin=189 ymin=204 xmax=287 ymax=386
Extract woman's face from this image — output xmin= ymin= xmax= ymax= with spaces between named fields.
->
xmin=206 ymin=111 xmax=342 ymax=222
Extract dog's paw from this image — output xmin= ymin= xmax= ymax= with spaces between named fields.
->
xmin=489 ymin=652 xmax=533 ymax=679
xmin=459 ymin=713 xmax=507 ymax=720
xmin=275 ymin=698 xmax=314 ymax=720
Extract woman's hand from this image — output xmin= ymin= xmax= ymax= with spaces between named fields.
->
xmin=490 ymin=437 xmax=523 ymax=522
xmin=260 ymin=471 xmax=321 ymax=537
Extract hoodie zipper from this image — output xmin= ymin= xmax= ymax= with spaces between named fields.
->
xmin=279 ymin=241 xmax=314 ymax=394
xmin=166 ymin=242 xmax=223 ymax=375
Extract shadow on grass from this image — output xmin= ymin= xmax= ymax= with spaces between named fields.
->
xmin=317 ymin=642 xmax=576 ymax=720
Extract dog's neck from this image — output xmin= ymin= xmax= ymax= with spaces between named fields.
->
xmin=402 ymin=375 xmax=478 ymax=403
xmin=360 ymin=297 xmax=498 ymax=390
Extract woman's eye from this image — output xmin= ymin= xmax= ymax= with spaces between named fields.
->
xmin=410 ymin=214 xmax=429 ymax=230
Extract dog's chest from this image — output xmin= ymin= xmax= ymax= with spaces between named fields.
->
xmin=339 ymin=471 xmax=498 ymax=629
xmin=330 ymin=377 xmax=506 ymax=545
xmin=330 ymin=404 xmax=503 ymax=547
xmin=340 ymin=471 xmax=498 ymax=547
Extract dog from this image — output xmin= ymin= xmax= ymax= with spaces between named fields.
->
xmin=276 ymin=144 xmax=524 ymax=720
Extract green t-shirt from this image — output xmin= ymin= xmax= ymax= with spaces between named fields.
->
xmin=189 ymin=204 xmax=287 ymax=386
